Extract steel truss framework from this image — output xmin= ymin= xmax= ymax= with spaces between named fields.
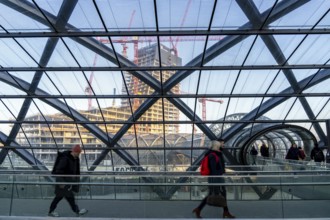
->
xmin=0 ymin=0 xmax=329 ymax=198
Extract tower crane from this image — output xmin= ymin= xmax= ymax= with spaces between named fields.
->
xmin=84 ymin=11 xmax=136 ymax=110
xmin=85 ymin=47 xmax=99 ymax=110
xmin=198 ymin=98 xmax=224 ymax=121
xmin=170 ymin=0 xmax=192 ymax=56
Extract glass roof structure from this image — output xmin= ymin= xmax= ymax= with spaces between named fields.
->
xmin=0 ymin=0 xmax=329 ymax=172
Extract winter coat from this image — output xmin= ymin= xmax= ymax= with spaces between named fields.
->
xmin=310 ymin=147 xmax=325 ymax=162
xmin=285 ymin=147 xmax=299 ymax=160
xmin=52 ymin=151 xmax=80 ymax=194
xmin=207 ymin=150 xmax=226 ymax=196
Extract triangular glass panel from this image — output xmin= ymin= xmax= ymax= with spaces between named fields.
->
xmin=285 ymin=99 xmax=310 ymax=120
xmin=0 ymin=123 xmax=12 ymax=137
xmin=9 ymin=71 xmax=36 ymax=85
xmin=226 ymin=98 xmax=263 ymax=120
xmin=0 ymin=39 xmax=37 ymax=67
xmin=316 ymin=101 xmax=330 ymax=120
xmin=211 ymin=0 xmax=250 ymax=30
xmin=34 ymin=0 xmax=63 ymax=16
xmin=288 ymin=35 xmax=330 ymax=65
xmin=66 ymin=0 xmax=104 ymax=31
xmin=305 ymin=97 xmax=329 ymax=117
xmin=157 ymin=0 xmax=213 ymax=30
xmin=0 ymin=3 xmax=49 ymax=32
xmin=274 ymin=35 xmax=305 ymax=59
xmin=63 ymin=37 xmax=118 ymax=67
xmin=266 ymin=70 xmax=291 ymax=94
xmin=259 ymin=97 xmax=296 ymax=120
xmin=16 ymin=38 xmax=48 ymax=64
xmin=199 ymin=70 xmax=239 ymax=94
xmin=96 ymin=0 xmax=156 ymax=31
xmin=1 ymin=99 xmax=25 ymax=120
xmin=233 ymin=70 xmax=278 ymax=94
xmin=204 ymin=36 xmax=255 ymax=66
xmin=269 ymin=1 xmax=330 ymax=29
xmin=42 ymin=38 xmax=79 ymax=67
xmin=303 ymin=74 xmax=330 ymax=94
xmin=244 ymin=36 xmax=278 ymax=65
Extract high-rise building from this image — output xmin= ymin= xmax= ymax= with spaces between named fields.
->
xmin=16 ymin=43 xmax=183 ymax=156
xmin=121 ymin=43 xmax=182 ymax=134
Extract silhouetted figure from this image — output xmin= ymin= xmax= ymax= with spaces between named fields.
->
xmin=260 ymin=144 xmax=269 ymax=158
xmin=250 ymin=146 xmax=258 ymax=165
xmin=285 ymin=143 xmax=299 ymax=160
xmin=48 ymin=145 xmax=88 ymax=217
xmin=193 ymin=140 xmax=235 ymax=219
xmin=310 ymin=143 xmax=325 ymax=163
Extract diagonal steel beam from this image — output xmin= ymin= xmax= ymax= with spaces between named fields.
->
xmin=0 ymin=0 xmax=160 ymax=92
xmin=0 ymin=0 xmax=79 ymax=164
xmin=164 ymin=0 xmax=312 ymax=198
xmin=0 ymin=72 xmax=167 ymax=197
xmin=223 ymin=69 xmax=330 ymax=141
xmin=236 ymin=0 xmax=326 ymax=144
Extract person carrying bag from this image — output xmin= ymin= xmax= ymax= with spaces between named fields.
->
xmin=193 ymin=140 xmax=235 ymax=218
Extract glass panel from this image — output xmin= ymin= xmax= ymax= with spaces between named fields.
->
xmin=285 ymin=99 xmax=309 ymax=120
xmin=316 ymin=101 xmax=330 ymax=120
xmin=266 ymin=71 xmax=290 ymax=94
xmin=0 ymin=3 xmax=49 ymax=32
xmin=34 ymin=0 xmax=62 ymax=16
xmin=157 ymin=0 xmax=214 ymax=30
xmin=63 ymin=37 xmax=118 ymax=67
xmin=260 ymin=97 xmax=295 ymax=120
xmin=211 ymin=0 xmax=250 ymax=30
xmin=274 ymin=35 xmax=305 ymax=59
xmin=226 ymin=98 xmax=263 ymax=119
xmin=244 ymin=36 xmax=277 ymax=65
xmin=160 ymin=36 xmax=205 ymax=66
xmin=96 ymin=0 xmax=156 ymax=31
xmin=0 ymin=39 xmax=37 ymax=67
xmin=204 ymin=36 xmax=254 ymax=66
xmin=269 ymin=0 xmax=330 ymax=29
xmin=67 ymin=0 xmax=104 ymax=31
xmin=15 ymin=38 xmax=48 ymax=64
xmin=233 ymin=70 xmax=278 ymax=94
xmin=303 ymin=76 xmax=330 ymax=93
xmin=46 ymin=38 xmax=78 ymax=67
xmin=198 ymin=70 xmax=239 ymax=94
xmin=1 ymin=99 xmax=25 ymax=119
xmin=288 ymin=35 xmax=330 ymax=65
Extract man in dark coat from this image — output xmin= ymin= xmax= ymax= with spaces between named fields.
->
xmin=310 ymin=143 xmax=325 ymax=163
xmin=285 ymin=143 xmax=300 ymax=160
xmin=48 ymin=145 xmax=88 ymax=217
xmin=193 ymin=139 xmax=235 ymax=218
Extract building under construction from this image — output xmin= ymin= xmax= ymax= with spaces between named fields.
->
xmin=15 ymin=43 xmax=183 ymax=165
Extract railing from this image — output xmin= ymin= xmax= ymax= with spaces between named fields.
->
xmin=0 ymin=160 xmax=330 ymax=218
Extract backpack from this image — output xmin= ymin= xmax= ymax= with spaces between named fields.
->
xmin=51 ymin=151 xmax=65 ymax=175
xmin=314 ymin=149 xmax=324 ymax=162
xmin=200 ymin=152 xmax=219 ymax=176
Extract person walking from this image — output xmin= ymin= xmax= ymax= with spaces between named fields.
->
xmin=48 ymin=144 xmax=88 ymax=217
xmin=260 ymin=144 xmax=269 ymax=158
xmin=297 ymin=146 xmax=306 ymax=160
xmin=193 ymin=140 xmax=235 ymax=219
xmin=250 ymin=146 xmax=258 ymax=165
xmin=285 ymin=143 xmax=299 ymax=160
xmin=310 ymin=143 xmax=325 ymax=163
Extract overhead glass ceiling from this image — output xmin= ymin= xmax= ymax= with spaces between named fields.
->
xmin=0 ymin=0 xmax=329 ymax=172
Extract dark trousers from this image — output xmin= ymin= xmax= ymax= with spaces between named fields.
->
xmin=49 ymin=190 xmax=79 ymax=213
xmin=197 ymin=185 xmax=229 ymax=212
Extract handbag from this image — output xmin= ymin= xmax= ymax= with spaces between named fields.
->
xmin=206 ymin=193 xmax=227 ymax=207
